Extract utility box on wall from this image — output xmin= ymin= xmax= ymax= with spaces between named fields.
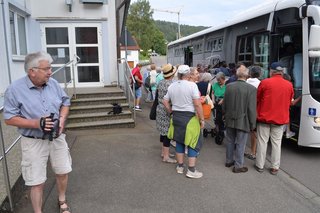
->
xmin=80 ymin=0 xmax=107 ymax=4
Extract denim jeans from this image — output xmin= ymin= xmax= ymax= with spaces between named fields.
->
xmin=225 ymin=127 xmax=249 ymax=168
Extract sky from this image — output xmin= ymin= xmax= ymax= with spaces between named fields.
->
xmin=131 ymin=0 xmax=275 ymax=27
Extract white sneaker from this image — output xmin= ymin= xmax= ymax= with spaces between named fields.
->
xmin=186 ymin=169 xmax=203 ymax=179
xmin=286 ymin=131 xmax=295 ymax=138
xmin=176 ymin=165 xmax=184 ymax=174
xmin=134 ymin=106 xmax=142 ymax=111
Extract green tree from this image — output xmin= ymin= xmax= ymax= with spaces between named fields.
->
xmin=150 ymin=27 xmax=167 ymax=55
xmin=127 ymin=0 xmax=166 ymax=56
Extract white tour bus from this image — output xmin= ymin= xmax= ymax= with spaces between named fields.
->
xmin=167 ymin=0 xmax=320 ymax=147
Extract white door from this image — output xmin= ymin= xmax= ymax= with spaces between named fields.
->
xmin=41 ymin=23 xmax=104 ymax=87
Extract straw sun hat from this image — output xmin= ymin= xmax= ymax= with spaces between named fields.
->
xmin=162 ymin=64 xmax=177 ymax=78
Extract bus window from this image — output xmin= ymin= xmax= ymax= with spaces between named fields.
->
xmin=253 ymin=34 xmax=269 ymax=77
xmin=292 ymin=53 xmax=302 ymax=89
xmin=309 ymin=57 xmax=320 ymax=103
xmin=310 ymin=57 xmax=320 ymax=88
xmin=237 ymin=36 xmax=253 ymax=65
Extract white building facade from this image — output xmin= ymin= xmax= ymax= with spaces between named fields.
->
xmin=0 ymin=0 xmax=130 ymax=100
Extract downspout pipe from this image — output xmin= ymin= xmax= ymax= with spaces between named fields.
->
xmin=1 ymin=0 xmax=12 ymax=84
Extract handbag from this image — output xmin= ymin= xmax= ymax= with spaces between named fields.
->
xmin=201 ymin=83 xmax=214 ymax=119
xmin=108 ymin=103 xmax=123 ymax=115
xmin=149 ymin=89 xmax=158 ymax=120
xmin=205 ymin=83 xmax=214 ymax=109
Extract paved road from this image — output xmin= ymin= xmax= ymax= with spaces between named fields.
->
xmin=280 ymin=139 xmax=320 ymax=196
xmin=150 ymin=56 xmax=167 ymax=67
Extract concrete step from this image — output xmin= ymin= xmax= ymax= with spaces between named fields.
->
xmin=69 ymin=103 xmax=130 ymax=115
xmin=73 ymin=91 xmax=124 ymax=99
xmin=71 ymin=96 xmax=127 ymax=106
xmin=65 ymin=118 xmax=135 ymax=130
xmin=67 ymin=110 xmax=132 ymax=124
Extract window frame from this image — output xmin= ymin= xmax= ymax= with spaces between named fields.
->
xmin=9 ymin=8 xmax=28 ymax=59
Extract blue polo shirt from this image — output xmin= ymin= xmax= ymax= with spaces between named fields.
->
xmin=3 ymin=76 xmax=70 ymax=137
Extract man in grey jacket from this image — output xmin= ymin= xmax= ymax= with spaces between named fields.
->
xmin=223 ymin=65 xmax=257 ymax=173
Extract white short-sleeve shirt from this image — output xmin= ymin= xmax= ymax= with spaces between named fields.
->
xmin=164 ymin=80 xmax=200 ymax=112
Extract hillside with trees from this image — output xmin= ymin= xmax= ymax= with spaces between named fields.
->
xmin=154 ymin=20 xmax=208 ymax=43
xmin=126 ymin=0 xmax=208 ymax=56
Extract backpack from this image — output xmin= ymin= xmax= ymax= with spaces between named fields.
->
xmin=108 ymin=103 xmax=123 ymax=115
xmin=144 ymin=74 xmax=151 ymax=88
xmin=150 ymin=72 xmax=157 ymax=86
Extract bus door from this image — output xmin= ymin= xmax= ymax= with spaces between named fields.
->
xmin=274 ymin=27 xmax=303 ymax=132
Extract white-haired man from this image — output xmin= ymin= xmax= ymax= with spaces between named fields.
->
xmin=4 ymin=51 xmax=72 ymax=213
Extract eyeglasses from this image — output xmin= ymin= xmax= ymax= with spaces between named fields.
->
xmin=32 ymin=67 xmax=52 ymax=72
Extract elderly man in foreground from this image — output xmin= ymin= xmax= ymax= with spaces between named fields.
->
xmin=4 ymin=51 xmax=72 ymax=213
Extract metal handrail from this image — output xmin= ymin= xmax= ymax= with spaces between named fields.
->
xmin=0 ymin=106 xmax=14 ymax=211
xmin=51 ymin=55 xmax=80 ymax=99
xmin=0 ymin=57 xmax=79 ymax=212
xmin=117 ymin=58 xmax=136 ymax=121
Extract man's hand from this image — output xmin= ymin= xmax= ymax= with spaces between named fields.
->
xmin=39 ymin=116 xmax=54 ymax=132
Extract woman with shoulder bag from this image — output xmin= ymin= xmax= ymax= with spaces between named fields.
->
xmin=196 ymin=73 xmax=214 ymax=119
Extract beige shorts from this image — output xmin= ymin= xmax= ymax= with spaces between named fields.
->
xmin=21 ymin=133 xmax=72 ymax=186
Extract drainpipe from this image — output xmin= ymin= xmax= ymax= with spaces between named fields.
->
xmin=1 ymin=0 xmax=12 ymax=84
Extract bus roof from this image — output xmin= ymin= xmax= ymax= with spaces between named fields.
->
xmin=168 ymin=0 xmax=306 ymax=47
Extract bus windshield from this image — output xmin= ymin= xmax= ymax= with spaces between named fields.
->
xmin=310 ymin=57 xmax=320 ymax=101
xmin=308 ymin=0 xmax=320 ymax=6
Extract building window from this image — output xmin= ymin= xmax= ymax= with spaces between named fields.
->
xmin=206 ymin=40 xmax=213 ymax=52
xmin=194 ymin=43 xmax=203 ymax=54
xmin=9 ymin=10 xmax=27 ymax=56
xmin=217 ymin=38 xmax=223 ymax=51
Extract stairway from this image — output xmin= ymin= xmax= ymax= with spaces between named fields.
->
xmin=65 ymin=86 xmax=135 ymax=130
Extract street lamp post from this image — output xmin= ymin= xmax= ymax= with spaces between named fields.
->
xmin=152 ymin=7 xmax=182 ymax=39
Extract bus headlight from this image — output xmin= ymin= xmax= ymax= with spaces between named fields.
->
xmin=314 ymin=117 xmax=320 ymax=124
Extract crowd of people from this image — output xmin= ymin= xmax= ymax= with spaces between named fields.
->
xmin=142 ymin=60 xmax=295 ymax=179
xmin=1 ymin=50 xmax=297 ymax=212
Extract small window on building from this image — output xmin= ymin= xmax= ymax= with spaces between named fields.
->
xmin=217 ymin=38 xmax=223 ymax=50
xmin=9 ymin=10 xmax=27 ymax=56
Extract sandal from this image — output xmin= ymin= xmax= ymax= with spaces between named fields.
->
xmin=162 ymin=158 xmax=177 ymax=164
xmin=246 ymin=154 xmax=256 ymax=160
xmin=58 ymin=200 xmax=71 ymax=213
xmin=161 ymin=153 xmax=175 ymax=158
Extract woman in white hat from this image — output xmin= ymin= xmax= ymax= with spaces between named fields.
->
xmin=163 ymin=65 xmax=205 ymax=179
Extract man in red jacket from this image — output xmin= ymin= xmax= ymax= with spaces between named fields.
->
xmin=255 ymin=62 xmax=294 ymax=175
xmin=131 ymin=63 xmax=143 ymax=111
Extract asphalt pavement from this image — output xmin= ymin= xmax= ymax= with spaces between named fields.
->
xmin=12 ymin=95 xmax=320 ymax=213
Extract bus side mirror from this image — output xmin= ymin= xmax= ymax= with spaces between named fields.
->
xmin=309 ymin=25 xmax=320 ymax=57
